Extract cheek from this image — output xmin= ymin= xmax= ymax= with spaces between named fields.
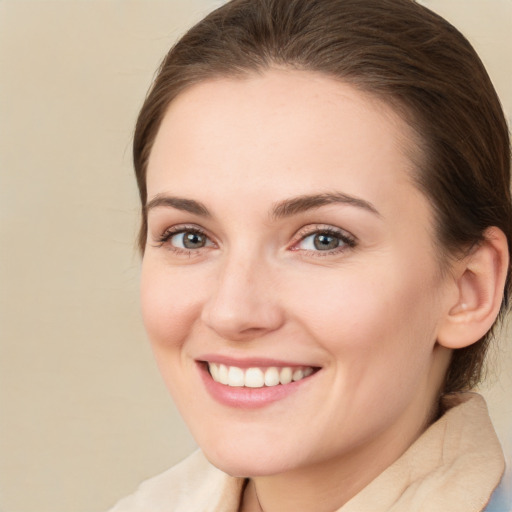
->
xmin=292 ymin=265 xmax=443 ymax=430
xmin=140 ymin=261 xmax=203 ymax=350
xmin=139 ymin=261 xmax=210 ymax=409
xmin=287 ymin=262 xmax=441 ymax=368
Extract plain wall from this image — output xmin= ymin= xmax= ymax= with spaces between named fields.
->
xmin=0 ymin=1 xmax=510 ymax=511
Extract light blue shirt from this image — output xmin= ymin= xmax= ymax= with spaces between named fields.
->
xmin=485 ymin=478 xmax=512 ymax=512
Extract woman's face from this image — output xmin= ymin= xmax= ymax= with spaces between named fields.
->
xmin=141 ymin=70 xmax=454 ymax=478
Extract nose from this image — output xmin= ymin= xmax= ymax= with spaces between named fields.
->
xmin=200 ymin=253 xmax=285 ymax=342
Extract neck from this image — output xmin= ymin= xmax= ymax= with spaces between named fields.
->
xmin=239 ymin=348 xmax=451 ymax=512
xmin=241 ymin=391 xmax=442 ymax=512
xmin=241 ymin=440 xmax=409 ymax=512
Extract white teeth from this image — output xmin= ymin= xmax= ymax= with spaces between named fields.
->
xmin=209 ymin=362 xmax=219 ymax=381
xmin=208 ymin=362 xmax=315 ymax=388
xmin=292 ymin=369 xmax=304 ymax=382
xmin=245 ymin=368 xmax=264 ymax=388
xmin=264 ymin=367 xmax=280 ymax=387
xmin=279 ymin=367 xmax=293 ymax=385
xmin=227 ymin=366 xmax=245 ymax=387
xmin=218 ymin=364 xmax=229 ymax=385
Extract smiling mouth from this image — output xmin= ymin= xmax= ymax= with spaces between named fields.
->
xmin=207 ymin=362 xmax=317 ymax=388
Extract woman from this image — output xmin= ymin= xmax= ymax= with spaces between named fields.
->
xmin=110 ymin=0 xmax=511 ymax=510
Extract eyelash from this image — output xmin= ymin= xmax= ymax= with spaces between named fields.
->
xmin=291 ymin=225 xmax=357 ymax=257
xmin=156 ymin=225 xmax=213 ymax=256
xmin=154 ymin=224 xmax=357 ymax=257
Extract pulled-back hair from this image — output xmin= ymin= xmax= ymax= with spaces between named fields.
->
xmin=133 ymin=0 xmax=512 ymax=393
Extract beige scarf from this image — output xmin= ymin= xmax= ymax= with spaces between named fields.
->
xmin=109 ymin=393 xmax=504 ymax=512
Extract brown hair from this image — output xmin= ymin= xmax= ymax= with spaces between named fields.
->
xmin=133 ymin=0 xmax=512 ymax=393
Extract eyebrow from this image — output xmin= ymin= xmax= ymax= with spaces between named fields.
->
xmin=145 ymin=194 xmax=211 ymax=217
xmin=145 ymin=191 xmax=380 ymax=220
xmin=270 ymin=192 xmax=380 ymax=220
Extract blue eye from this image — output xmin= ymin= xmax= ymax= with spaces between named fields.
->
xmin=298 ymin=232 xmax=343 ymax=251
xmin=295 ymin=228 xmax=356 ymax=253
xmin=156 ymin=227 xmax=214 ymax=252
xmin=169 ymin=230 xmax=214 ymax=250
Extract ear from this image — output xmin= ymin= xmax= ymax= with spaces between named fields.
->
xmin=437 ymin=227 xmax=509 ymax=349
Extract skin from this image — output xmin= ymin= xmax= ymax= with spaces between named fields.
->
xmin=141 ymin=69 xmax=458 ymax=512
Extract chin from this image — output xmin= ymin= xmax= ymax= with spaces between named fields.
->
xmin=200 ymin=441 xmax=304 ymax=478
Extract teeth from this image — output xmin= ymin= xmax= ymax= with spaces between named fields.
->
xmin=264 ymin=367 xmax=280 ymax=387
xmin=292 ymin=369 xmax=304 ymax=381
xmin=279 ymin=367 xmax=293 ymax=385
xmin=208 ymin=363 xmax=315 ymax=388
xmin=218 ymin=364 xmax=229 ymax=385
xmin=228 ymin=366 xmax=245 ymax=387
xmin=245 ymin=368 xmax=264 ymax=388
xmin=209 ymin=362 xmax=219 ymax=382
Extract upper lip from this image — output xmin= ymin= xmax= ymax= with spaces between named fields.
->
xmin=197 ymin=354 xmax=320 ymax=369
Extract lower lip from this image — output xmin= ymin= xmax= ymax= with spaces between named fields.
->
xmin=198 ymin=363 xmax=316 ymax=409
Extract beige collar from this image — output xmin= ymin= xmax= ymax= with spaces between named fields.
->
xmin=337 ymin=393 xmax=504 ymax=512
xmin=210 ymin=393 xmax=504 ymax=512
xmin=110 ymin=393 xmax=504 ymax=512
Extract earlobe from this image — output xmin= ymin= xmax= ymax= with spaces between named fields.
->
xmin=437 ymin=227 xmax=509 ymax=349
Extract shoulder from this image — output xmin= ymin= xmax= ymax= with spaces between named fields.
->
xmin=107 ymin=450 xmax=244 ymax=512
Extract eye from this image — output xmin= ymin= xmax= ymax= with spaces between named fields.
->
xmin=156 ymin=225 xmax=215 ymax=253
xmin=300 ymin=232 xmax=342 ymax=251
xmin=171 ymin=230 xmax=209 ymax=249
xmin=293 ymin=226 xmax=356 ymax=254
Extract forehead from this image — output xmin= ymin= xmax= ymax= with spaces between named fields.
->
xmin=147 ymin=69 xmax=427 ymax=223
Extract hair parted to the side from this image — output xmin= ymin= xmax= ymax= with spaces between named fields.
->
xmin=133 ymin=0 xmax=512 ymax=394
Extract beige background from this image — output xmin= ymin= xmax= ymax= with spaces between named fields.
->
xmin=0 ymin=1 xmax=510 ymax=511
